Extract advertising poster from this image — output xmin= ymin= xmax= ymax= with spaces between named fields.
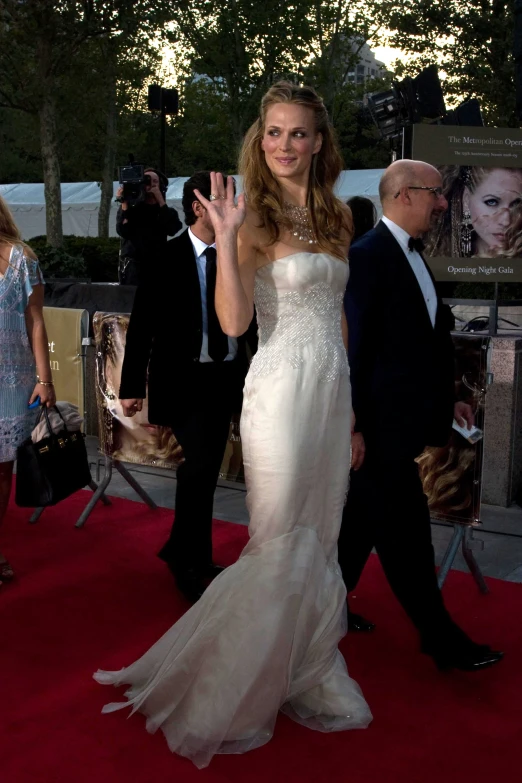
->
xmin=93 ymin=312 xmax=182 ymax=469
xmin=43 ymin=306 xmax=88 ymax=419
xmin=416 ymin=334 xmax=489 ymax=525
xmin=93 ymin=313 xmax=487 ymax=510
xmin=93 ymin=312 xmax=244 ymax=481
xmin=412 ymin=124 xmax=522 ymax=281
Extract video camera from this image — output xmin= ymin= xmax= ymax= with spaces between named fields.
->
xmin=116 ymin=158 xmax=169 ymax=207
xmin=116 ymin=161 xmax=151 ymax=206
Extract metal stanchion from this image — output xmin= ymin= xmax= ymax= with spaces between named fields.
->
xmin=75 ymin=455 xmax=157 ymax=528
xmin=29 ymin=476 xmax=111 ymax=524
xmin=437 ymin=523 xmax=488 ymax=593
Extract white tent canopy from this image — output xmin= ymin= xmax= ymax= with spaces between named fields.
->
xmin=0 ymin=170 xmax=384 ymax=240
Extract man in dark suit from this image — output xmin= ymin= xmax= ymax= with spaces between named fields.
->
xmin=119 ymin=171 xmax=256 ymax=602
xmin=339 ymin=159 xmax=503 ymax=671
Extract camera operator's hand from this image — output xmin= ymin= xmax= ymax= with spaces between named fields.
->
xmin=149 ymin=183 xmax=166 ymax=207
xmin=116 ymin=185 xmax=128 ymax=211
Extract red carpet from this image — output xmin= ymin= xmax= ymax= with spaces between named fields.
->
xmin=1 ymin=490 xmax=521 ymax=783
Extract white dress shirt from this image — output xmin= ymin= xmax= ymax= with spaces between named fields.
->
xmin=381 ymin=216 xmax=437 ymax=328
xmin=188 ymin=228 xmax=238 ymax=362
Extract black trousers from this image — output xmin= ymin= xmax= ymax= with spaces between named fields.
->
xmin=157 ymin=361 xmax=240 ymax=575
xmin=338 ymin=453 xmax=472 ymax=655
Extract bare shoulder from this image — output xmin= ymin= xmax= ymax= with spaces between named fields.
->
xmin=241 ymin=205 xmax=265 ymax=239
xmin=0 ymin=241 xmax=12 ymax=263
xmin=238 ymin=206 xmax=269 ymax=261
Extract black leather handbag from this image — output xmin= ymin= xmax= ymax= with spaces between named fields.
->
xmin=15 ymin=406 xmax=92 ymax=507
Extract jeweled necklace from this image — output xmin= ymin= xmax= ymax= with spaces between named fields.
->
xmin=282 ymin=201 xmax=316 ymax=245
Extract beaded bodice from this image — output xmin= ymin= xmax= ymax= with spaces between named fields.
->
xmin=249 ymin=252 xmax=349 ymax=382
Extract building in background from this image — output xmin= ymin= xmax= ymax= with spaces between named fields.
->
xmin=346 ymin=41 xmax=388 ymax=86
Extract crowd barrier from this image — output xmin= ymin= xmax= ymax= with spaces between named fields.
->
xmin=35 ymin=299 xmax=507 ymax=593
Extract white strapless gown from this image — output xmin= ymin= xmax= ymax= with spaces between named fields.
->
xmin=94 ymin=252 xmax=372 ymax=768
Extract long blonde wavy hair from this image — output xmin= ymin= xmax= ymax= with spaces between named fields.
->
xmin=95 ymin=312 xmax=183 ymax=466
xmin=417 ymin=440 xmax=476 ymax=514
xmin=239 ymin=81 xmax=350 ymax=260
xmin=417 ymin=337 xmax=485 ymax=517
xmin=0 ymin=194 xmax=35 ymax=261
xmin=113 ymin=427 xmax=183 ymax=467
xmin=503 ymin=204 xmax=522 ymax=257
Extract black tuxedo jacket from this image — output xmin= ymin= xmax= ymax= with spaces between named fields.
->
xmin=344 ymin=220 xmax=455 ymax=460
xmin=119 ymin=228 xmax=257 ymax=427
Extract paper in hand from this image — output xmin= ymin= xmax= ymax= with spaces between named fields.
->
xmin=452 ymin=419 xmax=483 ymax=444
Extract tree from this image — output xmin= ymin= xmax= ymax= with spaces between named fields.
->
xmin=96 ymin=30 xmax=164 ymax=237
xmin=0 ymin=2 xmax=107 ymax=245
xmin=0 ymin=1 xmax=178 ymax=245
xmin=167 ymin=0 xmax=391 ymax=168
xmin=300 ymin=1 xmax=379 ymax=120
xmin=375 ymin=0 xmax=517 ymax=127
xmin=168 ymin=0 xmax=312 ymax=145
xmin=0 ymin=109 xmax=42 ymax=182
xmin=170 ymin=79 xmax=237 ymax=173
xmin=0 ymin=0 xmax=394 ymax=230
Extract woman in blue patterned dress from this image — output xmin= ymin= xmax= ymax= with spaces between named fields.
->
xmin=0 ymin=195 xmax=56 ymax=586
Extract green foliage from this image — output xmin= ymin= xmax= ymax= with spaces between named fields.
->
xmin=171 ymin=0 xmax=313 ymax=142
xmin=30 ymin=236 xmax=120 ymax=282
xmin=1 ymin=0 xmax=396 ymax=183
xmin=1 ymin=0 xmax=516 ymax=192
xmin=376 ymin=0 xmax=516 ymax=127
xmin=170 ymin=79 xmax=238 ymax=174
xmin=0 ymin=0 xmax=182 ymax=244
xmin=0 ymin=110 xmax=42 ymax=182
xmin=28 ymin=241 xmax=87 ymax=279
xmin=169 ymin=0 xmax=388 ymax=155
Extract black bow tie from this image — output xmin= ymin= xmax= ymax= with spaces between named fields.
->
xmin=408 ymin=237 xmax=425 ymax=253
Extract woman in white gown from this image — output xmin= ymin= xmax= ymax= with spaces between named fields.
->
xmin=94 ymin=82 xmax=372 ymax=768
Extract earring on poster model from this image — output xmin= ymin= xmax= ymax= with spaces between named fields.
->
xmin=460 ymin=211 xmax=473 ymax=256
xmin=460 ymin=194 xmax=474 ymax=257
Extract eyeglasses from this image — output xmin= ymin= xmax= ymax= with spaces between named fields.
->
xmin=394 ymin=186 xmax=444 ymax=198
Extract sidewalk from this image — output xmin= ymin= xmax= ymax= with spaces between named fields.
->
xmin=86 ymin=438 xmax=522 ymax=583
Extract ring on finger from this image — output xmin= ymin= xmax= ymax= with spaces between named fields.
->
xmin=209 ymin=194 xmax=218 ymax=201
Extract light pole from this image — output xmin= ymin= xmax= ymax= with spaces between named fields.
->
xmin=148 ymin=84 xmax=179 ymax=174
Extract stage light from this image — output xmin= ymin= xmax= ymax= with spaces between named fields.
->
xmin=148 ymin=85 xmax=179 ymax=115
xmin=367 ymin=64 xmax=484 ymax=157
xmin=443 ymin=98 xmax=483 ymax=127
xmin=411 ymin=65 xmax=446 ymax=120
xmin=367 ymin=88 xmax=408 ymax=144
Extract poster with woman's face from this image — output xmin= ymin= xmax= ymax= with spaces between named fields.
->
xmin=416 ymin=334 xmax=488 ymax=525
xmin=465 ymin=168 xmax=522 ymax=256
xmin=93 ymin=312 xmax=183 ymax=469
xmin=425 ymin=166 xmax=522 ymax=260
xmin=92 ymin=312 xmax=246 ymax=481
xmin=412 ymin=125 xmax=522 ymax=281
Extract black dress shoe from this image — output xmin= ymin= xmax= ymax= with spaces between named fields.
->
xmin=347 ymin=611 xmax=376 ymax=633
xmin=430 ymin=645 xmax=504 ymax=672
xmin=174 ymin=569 xmax=207 ymax=603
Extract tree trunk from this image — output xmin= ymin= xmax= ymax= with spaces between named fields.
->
xmin=98 ymin=42 xmax=118 ymax=238
xmin=39 ymin=92 xmax=63 ymax=248
xmin=37 ymin=28 xmax=63 ymax=250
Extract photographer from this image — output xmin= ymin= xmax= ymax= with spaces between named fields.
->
xmin=116 ymin=168 xmax=182 ymax=286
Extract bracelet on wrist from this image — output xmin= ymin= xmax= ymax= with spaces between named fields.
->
xmin=36 ymin=376 xmax=54 ymax=386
